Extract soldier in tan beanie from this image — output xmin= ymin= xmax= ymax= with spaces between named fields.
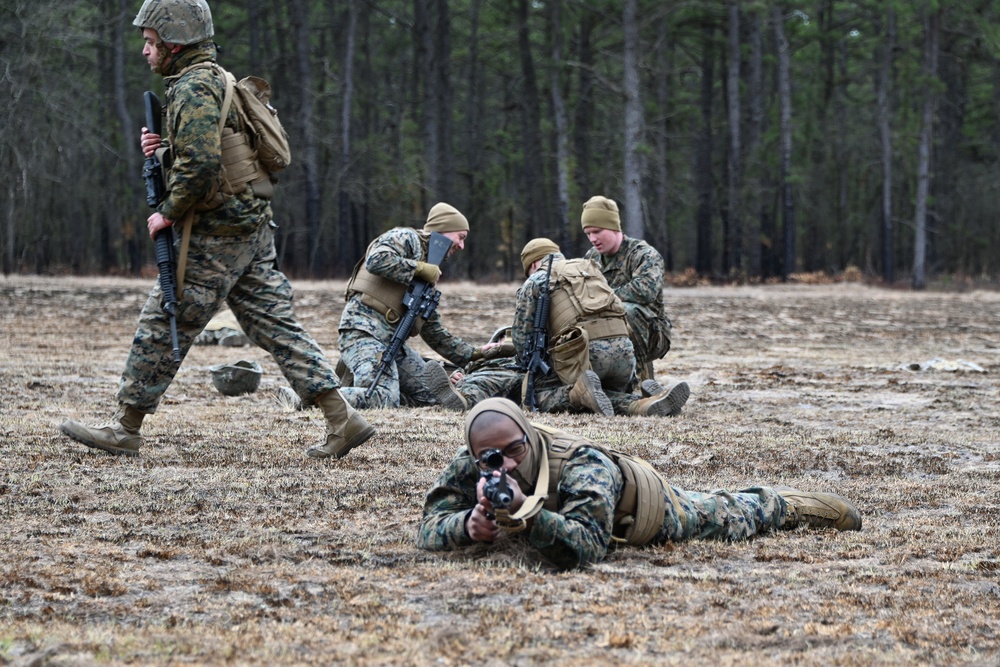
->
xmin=581 ymin=195 xmax=689 ymax=415
xmin=335 ymin=202 xmax=491 ymax=414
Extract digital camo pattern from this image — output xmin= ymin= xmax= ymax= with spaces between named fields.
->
xmin=337 ymin=326 xmax=438 ymax=409
xmin=512 ymin=255 xmax=637 ymax=412
xmin=416 ymin=441 xmax=789 ymax=569
xmin=584 ymin=236 xmax=672 ymax=363
xmin=118 ymin=222 xmax=340 ymax=412
xmin=159 ymin=42 xmax=270 ymax=235
xmin=338 ymin=227 xmax=477 ymax=408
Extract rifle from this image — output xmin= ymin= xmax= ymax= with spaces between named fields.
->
xmin=364 ymin=232 xmax=454 ymax=401
xmin=477 ymin=448 xmax=514 ymax=519
xmin=522 ymin=253 xmax=554 ymax=412
xmin=143 ymin=91 xmax=181 ymax=363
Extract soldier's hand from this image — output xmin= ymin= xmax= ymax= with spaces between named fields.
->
xmin=414 ymin=261 xmax=441 ymax=284
xmin=140 ymin=127 xmax=162 ymax=158
xmin=468 ymin=477 xmax=501 ymax=542
xmin=147 ymin=212 xmax=173 ymax=240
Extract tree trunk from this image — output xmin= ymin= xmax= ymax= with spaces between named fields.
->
xmin=695 ymin=24 xmax=715 ymax=275
xmin=653 ymin=12 xmax=673 ymax=271
xmin=622 ymin=0 xmax=644 ymax=239
xmin=726 ymin=0 xmax=742 ymax=276
xmin=547 ymin=0 xmax=570 ymax=250
xmin=289 ymin=0 xmax=321 ymax=276
xmin=434 ymin=0 xmax=453 ymax=203
xmin=774 ymin=5 xmax=795 ymax=278
xmin=337 ymin=0 xmax=358 ymax=275
xmin=572 ymin=8 xmax=595 ymax=228
xmin=913 ymin=5 xmax=940 ymax=290
xmin=517 ymin=0 xmax=546 ymax=240
xmin=746 ymin=7 xmax=764 ymax=278
xmin=877 ymin=6 xmax=895 ymax=283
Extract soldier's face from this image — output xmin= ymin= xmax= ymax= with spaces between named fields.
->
xmin=141 ymin=28 xmax=174 ymax=74
xmin=584 ymin=227 xmax=623 ymax=256
xmin=442 ymin=231 xmax=468 ymax=258
xmin=469 ymin=417 xmax=527 ymax=472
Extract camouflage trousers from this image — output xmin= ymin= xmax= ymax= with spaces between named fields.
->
xmin=117 ymin=221 xmax=340 ymax=412
xmin=624 ymin=303 xmax=671 ymax=369
xmin=337 ymin=328 xmax=438 ymax=409
xmin=528 ymin=336 xmax=638 ymax=414
xmin=655 ymin=485 xmax=788 ymax=543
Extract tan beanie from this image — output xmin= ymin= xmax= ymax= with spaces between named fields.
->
xmin=424 ymin=202 xmax=470 ymax=233
xmin=580 ymin=195 xmax=621 ymax=232
xmin=520 ymin=238 xmax=560 ymax=277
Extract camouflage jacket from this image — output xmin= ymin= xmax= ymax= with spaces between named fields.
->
xmin=584 ymin=237 xmax=665 ymax=320
xmin=510 ymin=252 xmax=566 ymax=361
xmin=159 ymin=42 xmax=271 ymax=236
xmin=416 ymin=444 xmax=624 ymax=569
xmin=339 ymin=227 xmax=476 ymax=366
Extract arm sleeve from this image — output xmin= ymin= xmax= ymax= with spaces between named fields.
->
xmin=416 ymin=454 xmax=480 ymax=551
xmin=510 ymin=279 xmax=538 ymax=359
xmin=365 ymin=230 xmax=423 ymax=285
xmin=525 ymin=448 xmax=622 ymax=569
xmin=159 ymin=72 xmax=224 ymax=221
xmin=613 ymin=243 xmax=664 ymax=307
xmin=420 ymin=313 xmax=477 ymax=366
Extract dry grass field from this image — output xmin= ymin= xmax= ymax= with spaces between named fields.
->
xmin=2 ymin=275 xmax=999 ymax=666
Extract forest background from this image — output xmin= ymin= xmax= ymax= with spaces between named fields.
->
xmin=2 ymin=0 xmax=999 ymax=287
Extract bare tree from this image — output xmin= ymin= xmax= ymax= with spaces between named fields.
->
xmin=547 ymin=0 xmax=571 ymax=248
xmin=773 ymin=4 xmax=795 ymax=278
xmin=913 ymin=4 xmax=940 ymax=290
xmin=516 ymin=0 xmax=546 ymax=240
xmin=877 ymin=5 xmax=896 ymax=283
xmin=694 ymin=24 xmax=715 ymax=275
xmin=622 ymin=0 xmax=644 ymax=239
xmin=726 ymin=0 xmax=743 ymax=276
xmin=337 ymin=0 xmax=358 ymax=273
xmin=746 ymin=6 xmax=764 ymax=278
xmin=653 ymin=11 xmax=673 ymax=271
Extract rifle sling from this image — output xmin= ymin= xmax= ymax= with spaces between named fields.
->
xmin=174 ymin=64 xmax=234 ymax=297
xmin=504 ymin=444 xmax=550 ymax=525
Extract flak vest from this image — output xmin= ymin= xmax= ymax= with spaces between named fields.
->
xmin=529 ymin=423 xmax=680 ymax=547
xmin=164 ymin=62 xmax=273 ymax=212
xmin=345 ymin=230 xmax=432 ymax=336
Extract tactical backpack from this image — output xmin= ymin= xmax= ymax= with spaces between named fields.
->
xmin=544 ymin=258 xmax=629 ymax=384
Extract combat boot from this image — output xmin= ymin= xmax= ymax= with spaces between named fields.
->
xmin=568 ymin=370 xmax=614 ymax=417
xmin=774 ymin=487 xmax=862 ymax=531
xmin=59 ymin=405 xmax=145 ymax=456
xmin=638 ymin=379 xmax=690 ymax=415
xmin=423 ymin=361 xmax=467 ymax=412
xmin=307 ymin=389 xmax=376 ymax=459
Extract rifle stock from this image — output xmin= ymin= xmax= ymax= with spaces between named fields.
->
xmin=523 ymin=254 xmax=554 ymax=411
xmin=143 ymin=91 xmax=181 ymax=363
xmin=364 ymin=232 xmax=454 ymax=402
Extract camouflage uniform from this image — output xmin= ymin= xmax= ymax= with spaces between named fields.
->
xmin=338 ymin=227 xmax=477 ymax=409
xmin=584 ymin=236 xmax=671 ymax=370
xmin=416 ymin=432 xmax=788 ymax=570
xmin=119 ymin=42 xmax=341 ymax=412
xmin=512 ymin=253 xmax=637 ymax=415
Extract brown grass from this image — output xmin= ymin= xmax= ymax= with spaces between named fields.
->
xmin=1 ymin=275 xmax=999 ymax=665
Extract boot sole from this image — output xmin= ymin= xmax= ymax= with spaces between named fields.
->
xmin=580 ymin=371 xmax=614 ymax=417
xmin=423 ymin=362 xmax=467 ymax=412
xmin=59 ymin=422 xmax=140 ymax=457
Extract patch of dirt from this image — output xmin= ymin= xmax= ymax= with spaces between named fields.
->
xmin=1 ymin=276 xmax=999 ymax=665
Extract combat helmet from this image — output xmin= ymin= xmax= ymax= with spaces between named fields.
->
xmin=133 ymin=0 xmax=214 ymax=45
xmin=209 ymin=360 xmax=263 ymax=396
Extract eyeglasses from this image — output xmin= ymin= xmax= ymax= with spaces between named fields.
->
xmin=475 ymin=434 xmax=528 ymax=470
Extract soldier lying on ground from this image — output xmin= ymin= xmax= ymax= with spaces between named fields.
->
xmin=416 ymin=398 xmax=862 ymax=570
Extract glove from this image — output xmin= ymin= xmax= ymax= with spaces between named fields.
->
xmin=414 ymin=261 xmax=441 ymax=284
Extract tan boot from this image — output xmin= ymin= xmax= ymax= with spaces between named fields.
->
xmin=422 ymin=361 xmax=467 ymax=412
xmin=637 ymin=380 xmax=689 ymax=415
xmin=60 ymin=405 xmax=144 ymax=456
xmin=568 ymin=370 xmax=613 ymax=416
xmin=774 ymin=487 xmax=862 ymax=531
xmin=307 ymin=389 xmax=376 ymax=459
